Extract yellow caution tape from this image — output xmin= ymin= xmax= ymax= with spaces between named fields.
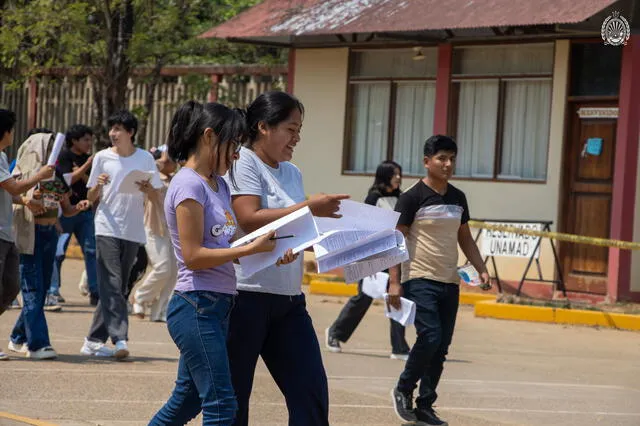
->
xmin=468 ymin=220 xmax=640 ymax=251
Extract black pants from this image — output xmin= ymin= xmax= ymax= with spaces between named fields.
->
xmin=397 ymin=278 xmax=459 ymax=409
xmin=126 ymin=245 xmax=148 ymax=299
xmin=227 ymin=291 xmax=329 ymax=426
xmin=88 ymin=236 xmax=139 ymax=344
xmin=329 ymin=279 xmax=410 ymax=355
xmin=0 ymin=239 xmax=20 ymax=316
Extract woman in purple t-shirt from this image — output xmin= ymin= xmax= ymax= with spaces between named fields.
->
xmin=149 ymin=101 xmax=296 ymax=426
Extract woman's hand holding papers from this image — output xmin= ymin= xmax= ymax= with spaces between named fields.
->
xmin=248 ymin=230 xmax=277 ymax=254
xmin=276 ymin=249 xmax=299 ymax=267
xmin=307 ymin=193 xmax=350 ymax=218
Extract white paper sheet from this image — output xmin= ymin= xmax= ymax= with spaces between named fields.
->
xmin=62 ymin=173 xmax=73 ymax=187
xmin=383 ymin=295 xmax=416 ymax=326
xmin=315 ymin=229 xmax=398 ymax=273
xmin=231 ymin=206 xmax=319 ymax=276
xmin=361 ymin=272 xmax=389 ymax=299
xmin=315 ymin=199 xmax=400 ymax=233
xmin=47 ymin=133 xmax=66 ymax=166
xmin=116 ymin=170 xmax=155 ymax=194
xmin=343 ymin=246 xmax=409 ymax=284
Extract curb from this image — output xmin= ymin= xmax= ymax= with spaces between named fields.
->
xmin=308 ymin=279 xmax=496 ymax=306
xmin=474 ymin=300 xmax=640 ymax=331
xmin=309 ymin=280 xmax=358 ymax=296
xmin=67 ymin=244 xmax=83 ymax=260
xmin=459 ymin=292 xmax=495 ymax=306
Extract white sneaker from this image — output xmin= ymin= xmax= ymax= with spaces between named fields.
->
xmin=27 ymin=346 xmax=57 ymax=359
xmin=0 ymin=350 xmax=8 ymax=361
xmin=80 ymin=338 xmax=115 ymax=357
xmin=78 ymin=270 xmax=89 ymax=296
xmin=114 ymin=340 xmax=129 ymax=360
xmin=8 ymin=341 xmax=28 ymax=354
xmin=132 ymin=303 xmax=145 ymax=319
xmin=390 ymin=353 xmax=409 ymax=361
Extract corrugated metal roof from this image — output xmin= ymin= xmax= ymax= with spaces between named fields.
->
xmin=200 ymin=0 xmax=619 ymax=39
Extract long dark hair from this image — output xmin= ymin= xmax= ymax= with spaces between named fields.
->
xmin=245 ymin=91 xmax=304 ymax=146
xmin=369 ymin=160 xmax=402 ymax=197
xmin=167 ymin=100 xmax=246 ymax=184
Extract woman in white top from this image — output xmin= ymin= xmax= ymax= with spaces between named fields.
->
xmin=224 ymin=91 xmax=348 ymax=426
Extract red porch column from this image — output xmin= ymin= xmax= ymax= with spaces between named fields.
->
xmin=286 ymin=48 xmax=296 ymax=94
xmin=608 ymin=34 xmax=640 ymax=302
xmin=433 ymin=43 xmax=452 ymax=135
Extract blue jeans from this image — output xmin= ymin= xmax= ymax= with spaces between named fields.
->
xmin=397 ymin=278 xmax=460 ymax=409
xmin=50 ymin=210 xmax=98 ymax=297
xmin=49 ymin=233 xmax=70 ymax=295
xmin=10 ymin=225 xmax=58 ymax=351
xmin=149 ymin=291 xmax=237 ymax=426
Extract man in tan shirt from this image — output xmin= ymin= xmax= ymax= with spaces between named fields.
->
xmin=388 ymin=135 xmax=490 ymax=425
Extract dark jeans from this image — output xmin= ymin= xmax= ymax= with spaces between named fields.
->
xmin=397 ymin=278 xmax=459 ymax=409
xmin=51 ymin=210 xmax=99 ymax=297
xmin=149 ymin=291 xmax=236 ymax=426
xmin=10 ymin=225 xmax=58 ymax=351
xmin=329 ymin=279 xmax=410 ymax=354
xmin=87 ymin=236 xmax=139 ymax=344
xmin=227 ymin=291 xmax=329 ymax=426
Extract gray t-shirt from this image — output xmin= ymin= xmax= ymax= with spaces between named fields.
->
xmin=224 ymin=147 xmax=306 ymax=296
xmin=0 ymin=152 xmax=14 ymax=243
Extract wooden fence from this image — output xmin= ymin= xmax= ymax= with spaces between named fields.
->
xmin=0 ymin=67 xmax=287 ymax=157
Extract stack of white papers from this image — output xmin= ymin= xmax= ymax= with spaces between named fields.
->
xmin=229 ymin=199 xmax=408 ymax=281
xmin=313 ymin=200 xmax=408 ymax=283
xmin=383 ymin=294 xmax=416 ymax=326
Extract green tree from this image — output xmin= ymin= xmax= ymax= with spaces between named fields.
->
xmin=0 ymin=0 xmax=284 ymax=144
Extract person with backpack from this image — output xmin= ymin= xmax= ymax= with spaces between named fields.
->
xmin=0 ymin=110 xmax=55 ymax=360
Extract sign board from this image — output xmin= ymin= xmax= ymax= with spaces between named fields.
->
xmin=577 ymin=107 xmax=619 ymax=119
xmin=480 ymin=222 xmax=543 ymax=259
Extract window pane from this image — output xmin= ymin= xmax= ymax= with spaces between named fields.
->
xmin=393 ymin=82 xmax=436 ymax=176
xmin=351 ymin=49 xmax=437 ymax=78
xmin=570 ymin=43 xmax=621 ymax=96
xmin=500 ymin=79 xmax=552 ymax=180
xmin=454 ymin=81 xmax=499 ymax=178
xmin=453 ymin=43 xmax=554 ymax=76
xmin=348 ymin=83 xmax=390 ymax=173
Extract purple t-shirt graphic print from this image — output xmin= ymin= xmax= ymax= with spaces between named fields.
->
xmin=165 ymin=167 xmax=238 ymax=294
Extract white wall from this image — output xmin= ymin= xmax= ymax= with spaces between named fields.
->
xmin=293 ymin=41 xmax=571 ymax=282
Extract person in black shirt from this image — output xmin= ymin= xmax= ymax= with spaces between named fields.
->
xmin=51 ymin=124 xmax=99 ymax=304
xmin=325 ymin=160 xmax=411 ymax=359
xmin=389 ymin=135 xmax=490 ymax=426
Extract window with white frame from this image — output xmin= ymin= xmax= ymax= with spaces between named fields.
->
xmin=449 ymin=43 xmax=554 ymax=181
xmin=345 ymin=48 xmax=437 ymax=176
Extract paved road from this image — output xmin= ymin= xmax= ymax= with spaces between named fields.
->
xmin=1 ymin=259 xmax=639 ymax=426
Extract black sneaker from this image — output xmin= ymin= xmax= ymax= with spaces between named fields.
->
xmin=324 ymin=327 xmax=341 ymax=353
xmin=391 ymin=387 xmax=417 ymax=422
xmin=415 ymin=407 xmax=448 ymax=425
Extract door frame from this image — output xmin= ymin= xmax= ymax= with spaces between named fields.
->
xmin=558 ymin=99 xmax=618 ymax=293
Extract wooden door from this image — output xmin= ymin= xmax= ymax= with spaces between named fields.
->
xmin=561 ymin=103 xmax=617 ymax=294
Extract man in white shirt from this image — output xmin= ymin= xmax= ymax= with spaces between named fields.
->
xmin=81 ymin=110 xmax=162 ymax=359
